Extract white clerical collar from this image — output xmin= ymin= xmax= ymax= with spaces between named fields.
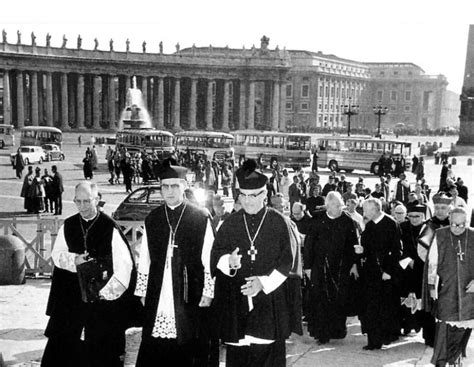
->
xmin=326 ymin=212 xmax=341 ymax=220
xmin=81 ymin=213 xmax=98 ymax=222
xmin=167 ymin=201 xmax=184 ymax=210
xmin=373 ymin=212 xmax=385 ymax=224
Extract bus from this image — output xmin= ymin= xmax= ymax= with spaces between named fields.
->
xmin=233 ymin=130 xmax=312 ymax=170
xmin=115 ymin=128 xmax=175 ymax=159
xmin=314 ymin=136 xmax=412 ymax=174
xmin=19 ymin=126 xmax=63 ymax=148
xmin=175 ymin=131 xmax=234 ymax=164
xmin=0 ymin=124 xmax=15 ymax=148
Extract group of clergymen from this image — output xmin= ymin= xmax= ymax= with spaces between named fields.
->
xmin=40 ymin=157 xmax=473 ymax=367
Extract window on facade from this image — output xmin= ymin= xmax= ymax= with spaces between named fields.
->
xmin=405 ymin=91 xmax=411 ymax=101
xmin=408 ymin=71 xmax=413 ymax=76
xmin=404 ymin=106 xmax=410 ymax=112
xmin=318 ymin=104 xmax=322 ymax=110
xmin=324 ymin=104 xmax=328 ymax=110
xmin=301 ymin=84 xmax=310 ymax=98
xmin=325 ymin=86 xmax=329 ymax=97
xmin=319 ymin=85 xmax=323 ymax=96
xmin=331 ymin=87 xmax=335 ymax=97
xmin=285 ymin=102 xmax=293 ymax=111
xmin=391 ymin=91 xmax=397 ymax=101
xmin=330 ymin=104 xmax=333 ymax=110
xmin=390 ymin=106 xmax=397 ymax=111
xmin=303 ymin=77 xmax=309 ymax=81
xmin=393 ymin=71 xmax=399 ymax=76
xmin=341 ymin=88 xmax=345 ymax=99
xmin=380 ymin=71 xmax=385 ymax=76
xmin=301 ymin=102 xmax=309 ymax=111
xmin=286 ymin=84 xmax=293 ymax=98
xmin=336 ymin=87 xmax=339 ymax=98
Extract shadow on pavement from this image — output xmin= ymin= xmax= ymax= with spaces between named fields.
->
xmin=0 ymin=328 xmax=45 ymax=341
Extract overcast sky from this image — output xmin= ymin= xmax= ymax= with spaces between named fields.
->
xmin=1 ymin=0 xmax=472 ymax=92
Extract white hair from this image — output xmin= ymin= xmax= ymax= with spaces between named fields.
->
xmin=363 ymin=197 xmax=382 ymax=212
xmin=325 ymin=191 xmax=344 ymax=207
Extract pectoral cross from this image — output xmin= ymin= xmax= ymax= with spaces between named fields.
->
xmin=166 ymin=234 xmax=179 ymax=269
xmin=248 ymin=243 xmax=258 ymax=262
xmin=457 ymin=240 xmax=465 ymax=261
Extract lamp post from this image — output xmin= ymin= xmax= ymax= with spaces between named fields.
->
xmin=373 ymin=104 xmax=389 ymax=138
xmin=341 ymin=97 xmax=359 ymax=136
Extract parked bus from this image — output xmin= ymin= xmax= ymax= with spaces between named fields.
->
xmin=19 ymin=126 xmax=63 ymax=148
xmin=175 ymin=131 xmax=234 ymax=164
xmin=0 ymin=124 xmax=15 ymax=148
xmin=233 ymin=130 xmax=312 ymax=170
xmin=314 ymin=136 xmax=412 ymax=174
xmin=115 ymin=128 xmax=175 ymax=159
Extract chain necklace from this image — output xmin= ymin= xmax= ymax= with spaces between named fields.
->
xmin=78 ymin=213 xmax=101 ymax=254
xmin=243 ymin=208 xmax=268 ymax=262
xmin=450 ymin=230 xmax=469 ymax=262
xmin=164 ymin=203 xmax=187 ymax=268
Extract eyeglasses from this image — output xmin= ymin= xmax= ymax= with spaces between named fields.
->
xmin=239 ymin=190 xmax=265 ymax=199
xmin=73 ymin=198 xmax=94 ymax=206
xmin=451 ymin=223 xmax=466 ymax=229
xmin=407 ymin=215 xmax=423 ymax=219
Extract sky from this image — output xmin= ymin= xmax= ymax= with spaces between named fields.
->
xmin=1 ymin=0 xmax=473 ymax=92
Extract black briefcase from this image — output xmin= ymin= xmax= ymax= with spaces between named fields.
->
xmin=76 ymin=258 xmax=112 ymax=303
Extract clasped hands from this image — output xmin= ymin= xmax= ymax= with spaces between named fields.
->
xmin=228 ymin=247 xmax=263 ymax=297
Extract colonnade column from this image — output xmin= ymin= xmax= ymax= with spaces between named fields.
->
xmin=46 ymin=72 xmax=53 ymax=127
xmin=247 ymin=80 xmax=255 ymax=130
xmin=16 ymin=71 xmax=24 ymax=128
xmin=108 ymin=75 xmax=116 ymax=129
xmin=239 ymin=80 xmax=246 ymax=130
xmin=222 ymin=80 xmax=230 ymax=132
xmin=189 ymin=78 xmax=197 ymax=130
xmin=279 ymin=81 xmax=286 ymax=132
xmin=125 ymin=75 xmax=131 ymax=92
xmin=157 ymin=77 xmax=164 ymax=129
xmin=141 ymin=77 xmax=148 ymax=109
xmin=272 ymin=80 xmax=280 ymax=131
xmin=3 ymin=71 xmax=11 ymax=125
xmin=92 ymin=75 xmax=101 ymax=129
xmin=76 ymin=74 xmax=85 ymax=129
xmin=172 ymin=78 xmax=181 ymax=131
xmin=30 ymin=71 xmax=39 ymax=126
xmin=60 ymin=73 xmax=69 ymax=130
xmin=206 ymin=79 xmax=213 ymax=130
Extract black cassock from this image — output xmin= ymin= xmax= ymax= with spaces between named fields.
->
xmin=360 ymin=214 xmax=401 ymax=348
xmin=303 ymin=212 xmax=358 ymax=343
xmin=399 ymin=221 xmax=424 ymax=333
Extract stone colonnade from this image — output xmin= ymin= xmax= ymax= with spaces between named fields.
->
xmin=1 ymin=69 xmax=287 ymax=132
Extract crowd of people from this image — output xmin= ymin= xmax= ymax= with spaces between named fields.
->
xmin=39 ymin=151 xmax=474 ymax=367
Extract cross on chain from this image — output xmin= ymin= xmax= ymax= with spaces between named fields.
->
xmin=248 ymin=243 xmax=258 ymax=261
xmin=457 ymin=240 xmax=465 ymax=261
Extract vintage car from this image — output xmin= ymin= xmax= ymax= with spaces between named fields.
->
xmin=112 ymin=185 xmax=164 ymax=221
xmin=42 ymin=144 xmax=65 ymax=161
xmin=10 ymin=146 xmax=47 ymax=166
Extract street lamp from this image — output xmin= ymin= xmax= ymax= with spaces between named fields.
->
xmin=341 ymin=97 xmax=359 ymax=136
xmin=373 ymin=104 xmax=389 ymax=138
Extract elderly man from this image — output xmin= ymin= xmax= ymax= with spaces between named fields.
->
xmin=135 ymin=159 xmax=215 ymax=366
xmin=359 ymin=198 xmax=401 ymax=350
xmin=392 ymin=204 xmax=408 ymax=224
xmin=304 ymin=192 xmax=359 ymax=344
xmin=291 ymin=202 xmax=311 ymax=236
xmin=399 ymin=204 xmax=426 ymax=335
xmin=42 ymin=181 xmax=134 ymax=367
xmin=211 ymin=159 xmax=294 ymax=367
xmin=426 ymin=207 xmax=474 ymax=366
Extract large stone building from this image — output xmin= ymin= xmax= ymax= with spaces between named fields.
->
xmin=0 ymin=32 xmax=459 ymax=132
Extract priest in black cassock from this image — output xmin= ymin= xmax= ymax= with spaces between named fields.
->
xmin=41 ymin=181 xmax=134 ymax=367
xmin=399 ymin=204 xmax=426 ymax=335
xmin=418 ymin=192 xmax=452 ymax=347
xmin=134 ymin=159 xmax=216 ymax=367
xmin=210 ymin=159 xmax=294 ymax=367
xmin=359 ymin=197 xmax=402 ymax=350
xmin=426 ymin=207 xmax=474 ymax=366
xmin=303 ymin=191 xmax=359 ymax=344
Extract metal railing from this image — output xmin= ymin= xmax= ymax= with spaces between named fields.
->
xmin=0 ymin=217 xmax=144 ymax=274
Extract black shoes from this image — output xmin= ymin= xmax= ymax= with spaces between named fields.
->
xmin=363 ymin=344 xmax=382 ymax=350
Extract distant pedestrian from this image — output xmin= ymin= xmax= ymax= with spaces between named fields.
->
xmin=78 ymin=135 xmax=82 ymax=147
xmin=42 ymin=169 xmax=54 ymax=213
xmin=14 ymin=148 xmax=25 ymax=179
xmin=21 ymin=166 xmax=35 ymax=213
xmin=82 ymin=153 xmax=93 ymax=180
xmin=51 ymin=165 xmax=64 ymax=215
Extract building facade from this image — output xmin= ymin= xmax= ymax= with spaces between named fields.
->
xmin=0 ymin=33 xmax=459 ymax=132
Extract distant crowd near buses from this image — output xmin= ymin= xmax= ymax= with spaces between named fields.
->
xmin=4 ymin=124 xmax=414 ymax=177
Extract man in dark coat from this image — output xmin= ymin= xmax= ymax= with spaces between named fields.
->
xmin=135 ymin=159 xmax=216 ymax=367
xmin=304 ymin=191 xmax=359 ymax=344
xmin=425 ymin=207 xmax=474 ymax=366
xmin=41 ymin=181 xmax=135 ymax=367
xmin=399 ymin=204 xmax=426 ymax=335
xmin=51 ymin=165 xmax=64 ymax=215
xmin=359 ymin=197 xmax=401 ymax=350
xmin=211 ymin=159 xmax=295 ymax=367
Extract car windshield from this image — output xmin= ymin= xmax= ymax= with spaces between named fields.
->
xmin=126 ymin=189 xmax=148 ymax=203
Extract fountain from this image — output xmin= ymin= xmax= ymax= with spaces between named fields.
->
xmin=118 ymin=76 xmax=153 ymax=129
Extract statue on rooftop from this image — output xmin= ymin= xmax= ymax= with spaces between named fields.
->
xmin=62 ymin=35 xmax=67 ymax=48
xmin=142 ymin=41 xmax=146 ymax=53
xmin=2 ymin=29 xmax=6 ymax=43
xmin=77 ymin=34 xmax=82 ymax=49
xmin=126 ymin=38 xmax=130 ymax=52
xmin=94 ymin=38 xmax=98 ymax=50
xmin=17 ymin=30 xmax=21 ymax=45
xmin=109 ymin=38 xmax=114 ymax=51
xmin=260 ymin=35 xmax=270 ymax=50
xmin=209 ymin=44 xmax=213 ymax=54
xmin=175 ymin=42 xmax=180 ymax=53
xmin=31 ymin=32 xmax=36 ymax=46
xmin=159 ymin=41 xmax=163 ymax=54
xmin=46 ymin=33 xmax=51 ymax=47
